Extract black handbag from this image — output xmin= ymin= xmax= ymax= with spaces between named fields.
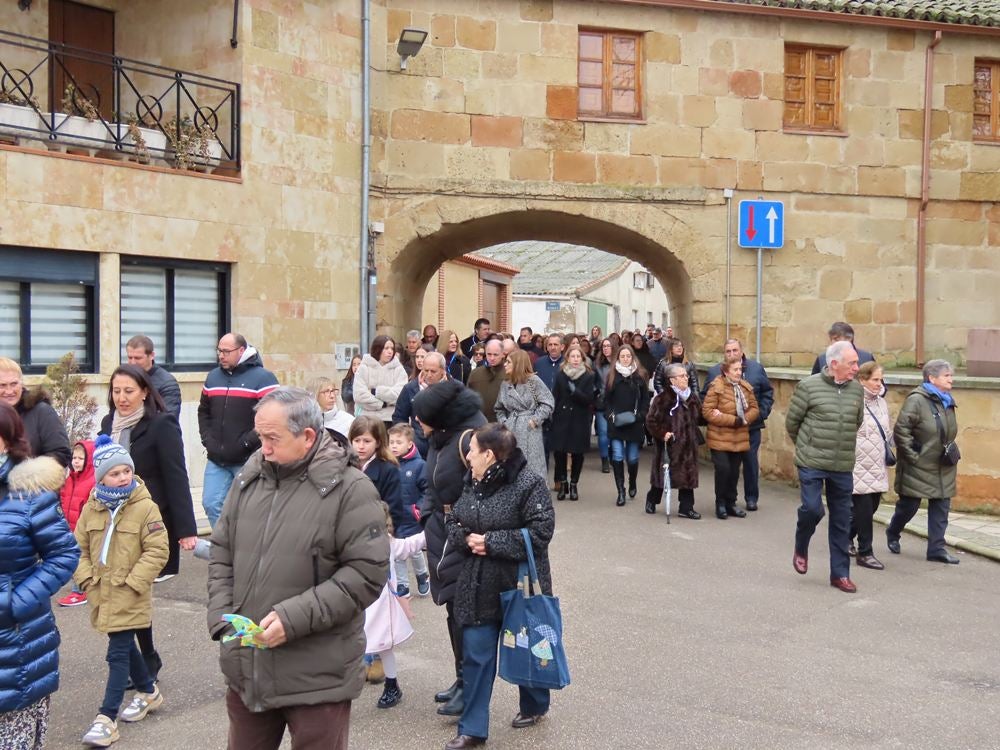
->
xmin=610 ymin=385 xmax=640 ymax=427
xmin=931 ymin=404 xmax=960 ymax=466
xmin=865 ymin=405 xmax=896 ymax=467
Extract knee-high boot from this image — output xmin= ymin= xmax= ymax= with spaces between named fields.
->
xmin=612 ymin=461 xmax=626 ymax=506
xmin=627 ymin=461 xmax=639 ymax=499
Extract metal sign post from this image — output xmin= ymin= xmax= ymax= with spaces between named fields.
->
xmin=738 ymin=199 xmax=785 ymax=362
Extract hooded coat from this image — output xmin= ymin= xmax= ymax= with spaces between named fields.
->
xmin=197 ymin=347 xmax=279 ymax=466
xmin=59 ymin=439 xmax=95 ymax=531
xmin=207 ymin=430 xmax=389 ymax=711
xmin=353 ymin=354 xmax=408 ymax=423
xmin=0 ymin=455 xmax=80 ymax=712
xmin=893 ymin=385 xmax=958 ymax=500
xmin=15 ymin=388 xmax=71 ymax=467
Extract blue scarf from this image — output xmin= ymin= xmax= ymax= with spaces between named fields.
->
xmin=0 ymin=454 xmax=10 ymax=483
xmin=95 ymin=479 xmax=137 ymax=512
xmin=923 ymin=382 xmax=954 ymax=409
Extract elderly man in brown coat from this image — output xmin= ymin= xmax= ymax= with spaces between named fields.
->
xmin=207 ymin=387 xmax=389 ymax=750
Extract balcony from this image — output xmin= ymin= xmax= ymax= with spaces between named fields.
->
xmin=0 ymin=28 xmax=240 ymax=173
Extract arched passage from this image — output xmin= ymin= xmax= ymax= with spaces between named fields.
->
xmin=378 ymin=196 xmax=726 ymax=353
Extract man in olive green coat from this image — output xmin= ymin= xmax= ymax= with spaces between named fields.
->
xmin=886 ymin=359 xmax=961 ymax=564
xmin=786 ymin=341 xmax=863 ymax=593
xmin=207 ymin=387 xmax=389 ymax=750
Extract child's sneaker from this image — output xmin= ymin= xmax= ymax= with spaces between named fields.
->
xmin=415 ymin=573 xmax=430 ymax=597
xmin=82 ymin=714 xmax=119 ymax=747
xmin=396 ymin=583 xmax=410 ymax=598
xmin=120 ymin=685 xmax=164 ymax=723
xmin=377 ymin=679 xmax=403 ymax=709
xmin=58 ymin=591 xmax=87 ymax=607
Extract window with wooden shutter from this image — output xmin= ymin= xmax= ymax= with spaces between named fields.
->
xmin=973 ymin=61 xmax=1000 ymax=142
xmin=578 ymin=29 xmax=642 ymax=121
xmin=784 ymin=45 xmax=843 ymax=133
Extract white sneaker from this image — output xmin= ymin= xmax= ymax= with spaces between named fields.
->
xmin=153 ymin=573 xmax=176 ymax=583
xmin=120 ymin=685 xmax=164 ymax=723
xmin=82 ymin=714 xmax=119 ymax=746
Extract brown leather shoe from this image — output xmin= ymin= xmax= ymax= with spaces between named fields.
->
xmin=830 ymin=577 xmax=857 ymax=593
xmin=793 ymin=551 xmax=808 ymax=575
xmin=511 ymin=712 xmax=545 ymax=728
xmin=856 ymin=554 xmax=884 ymax=570
xmin=445 ymin=736 xmax=486 ymax=749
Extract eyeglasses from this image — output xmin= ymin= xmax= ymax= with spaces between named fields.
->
xmin=217 ymin=347 xmax=240 ymax=355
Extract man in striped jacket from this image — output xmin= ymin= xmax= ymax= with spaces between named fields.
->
xmin=198 ymin=333 xmax=279 ymax=528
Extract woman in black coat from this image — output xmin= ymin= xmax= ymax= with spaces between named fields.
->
xmin=550 ymin=345 xmax=596 ymax=501
xmin=646 ymin=363 xmax=703 ymax=519
xmin=604 ymin=345 xmax=650 ymax=506
xmin=444 ymin=423 xmax=555 ymax=747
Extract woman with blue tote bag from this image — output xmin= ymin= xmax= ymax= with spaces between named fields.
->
xmin=442 ymin=424 xmax=555 ymax=750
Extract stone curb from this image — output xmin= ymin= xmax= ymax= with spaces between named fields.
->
xmin=872 ymin=512 xmax=1000 ymax=563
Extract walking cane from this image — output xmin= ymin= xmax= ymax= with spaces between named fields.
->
xmin=662 ymin=457 xmax=672 ymax=524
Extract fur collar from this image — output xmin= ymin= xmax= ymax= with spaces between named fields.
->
xmin=7 ymin=456 xmax=66 ymax=495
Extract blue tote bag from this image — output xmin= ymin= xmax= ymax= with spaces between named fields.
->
xmin=498 ymin=529 xmax=570 ymax=690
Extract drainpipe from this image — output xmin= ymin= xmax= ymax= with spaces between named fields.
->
xmin=359 ymin=0 xmax=372 ymax=349
xmin=916 ymin=30 xmax=942 ymax=367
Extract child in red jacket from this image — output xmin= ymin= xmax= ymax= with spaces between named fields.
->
xmin=58 ymin=439 xmax=94 ymax=607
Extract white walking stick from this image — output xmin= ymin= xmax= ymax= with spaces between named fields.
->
xmin=662 ymin=457 xmax=672 ymax=524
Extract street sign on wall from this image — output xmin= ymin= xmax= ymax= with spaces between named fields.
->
xmin=738 ymin=200 xmax=784 ymax=249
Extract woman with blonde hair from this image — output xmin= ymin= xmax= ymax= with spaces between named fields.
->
xmin=494 ymin=350 xmax=554 ymax=480
xmin=308 ymin=376 xmax=353 ymax=438
xmin=438 ymin=330 xmax=473 ymax=385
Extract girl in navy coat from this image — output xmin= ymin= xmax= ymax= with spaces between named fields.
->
xmin=388 ymin=423 xmax=429 ymax=597
xmin=349 ymin=417 xmax=405 ymax=549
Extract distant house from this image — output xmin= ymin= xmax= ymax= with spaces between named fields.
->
xmin=420 ymin=254 xmax=520 ymax=336
xmin=472 ymin=242 xmax=669 ymax=335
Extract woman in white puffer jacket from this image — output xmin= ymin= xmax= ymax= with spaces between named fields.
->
xmin=851 ymin=361 xmax=892 ymax=571
xmin=353 ymin=335 xmax=408 ymax=426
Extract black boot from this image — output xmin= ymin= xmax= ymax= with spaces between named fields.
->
xmin=612 ymin=461 xmax=626 ymax=506
xmin=144 ymin=650 xmax=162 ymax=683
xmin=726 ymin=505 xmax=747 ymax=518
xmin=644 ymin=487 xmax=658 ymax=514
xmin=377 ymin=677 xmax=403 ymax=709
xmin=437 ymin=685 xmax=464 ymax=716
xmin=434 ymin=674 xmax=461 ymax=703
xmin=557 ymin=481 xmax=568 ymax=501
xmin=627 ymin=462 xmax=639 ymax=499
xmin=716 ymin=502 xmax=728 ymax=519
xmin=569 ymin=483 xmax=579 ymax=501
xmin=601 ymin=457 xmax=610 ymax=474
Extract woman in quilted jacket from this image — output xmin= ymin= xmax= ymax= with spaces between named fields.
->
xmin=703 ymin=358 xmax=760 ymax=520
xmin=0 ymin=403 xmax=80 ymax=749
xmin=850 ymin=362 xmax=891 ymax=571
xmin=354 ymin=336 xmax=408 ymax=426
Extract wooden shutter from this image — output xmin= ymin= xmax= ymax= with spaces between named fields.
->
xmin=973 ymin=62 xmax=999 ymax=141
xmin=784 ymin=45 xmax=842 ymax=132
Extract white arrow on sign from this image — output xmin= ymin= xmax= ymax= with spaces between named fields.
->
xmin=766 ymin=206 xmax=778 ymax=244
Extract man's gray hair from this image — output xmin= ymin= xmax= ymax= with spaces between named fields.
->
xmin=424 ymin=351 xmax=446 ymax=369
xmin=922 ymin=359 xmax=953 ymax=382
xmin=406 ymin=329 xmax=420 ymax=339
xmin=826 ymin=340 xmax=855 ymax=364
xmin=484 ymin=339 xmax=503 ymax=353
xmin=256 ymin=386 xmax=323 ymax=436
xmin=665 ymin=363 xmax=687 ymax=379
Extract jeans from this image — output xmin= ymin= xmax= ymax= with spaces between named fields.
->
xmin=851 ymin=492 xmax=882 ymax=555
xmin=203 ymin=460 xmax=242 ymax=529
xmin=609 ymin=439 xmax=640 ymax=463
xmin=794 ymin=467 xmax=853 ymax=579
xmin=711 ymin=450 xmax=744 ymax=509
xmin=393 ymin=550 xmax=428 ymax=592
xmin=594 ymin=412 xmax=609 ymax=459
xmin=887 ymin=495 xmax=952 ymax=556
xmin=225 ymin=689 xmax=350 ymax=750
xmin=460 ymin=622 xmax=550 ymax=740
xmin=100 ymin=630 xmax=154 ymax=720
xmin=743 ymin=428 xmax=762 ymax=503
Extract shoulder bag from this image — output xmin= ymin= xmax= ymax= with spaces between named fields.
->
xmin=498 ymin=529 xmax=570 ymax=691
xmin=931 ymin=404 xmax=961 ymax=466
xmin=865 ymin=405 xmax=896 ymax=467
xmin=610 ymin=382 xmax=640 ymax=427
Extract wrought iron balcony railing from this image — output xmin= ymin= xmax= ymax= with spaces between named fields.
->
xmin=0 ymin=29 xmax=240 ymax=171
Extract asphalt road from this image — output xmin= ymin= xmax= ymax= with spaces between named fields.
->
xmin=48 ymin=457 xmax=1000 ymax=750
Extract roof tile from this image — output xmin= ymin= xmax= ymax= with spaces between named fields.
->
xmin=707 ymin=0 xmax=1000 ymax=28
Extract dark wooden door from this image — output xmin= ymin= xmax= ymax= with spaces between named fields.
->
xmin=482 ymin=281 xmax=500 ymax=330
xmin=49 ymin=0 xmax=115 ymax=119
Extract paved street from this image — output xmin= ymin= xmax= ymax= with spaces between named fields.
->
xmin=48 ymin=455 xmax=999 ymax=750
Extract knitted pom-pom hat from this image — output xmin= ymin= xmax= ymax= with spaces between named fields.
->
xmin=93 ymin=434 xmax=134 ymax=483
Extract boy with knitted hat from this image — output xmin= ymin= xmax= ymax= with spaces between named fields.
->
xmin=75 ymin=435 xmax=169 ymax=747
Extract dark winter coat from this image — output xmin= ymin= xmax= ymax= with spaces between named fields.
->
xmin=459 ymin=334 xmax=489 ymax=359
xmin=604 ymin=371 xmax=650 ymax=444
xmin=533 ymin=355 xmax=563 ymax=393
xmin=467 ymin=364 xmax=505 ymax=423
xmin=363 ymin=457 xmax=406 ymax=538
xmin=197 ymin=348 xmax=279 ymax=466
xmin=419 ymin=388 xmax=487 ymax=605
xmin=446 ymin=352 xmax=473 ymax=386
xmin=147 ymin=363 xmax=182 ymax=420
xmin=446 ymin=449 xmax=555 ymax=627
xmin=893 ymin=385 xmax=958 ymax=500
xmin=59 ymin=439 xmax=94 ymax=531
xmin=0 ymin=456 xmax=80 ymax=713
xmin=101 ymin=411 xmax=198 ymax=577
xmin=653 ymin=358 xmax=700 ymax=397
xmin=15 ymin=389 xmax=71 ymax=467
xmin=646 ymin=389 xmax=701 ymax=491
xmin=395 ymin=447 xmax=426 ymax=538
xmin=391 ymin=379 xmax=429 ymax=458
xmin=632 ymin=345 xmax=657 ymax=380
xmin=701 ymin=356 xmax=774 ymax=431
xmin=207 ymin=431 xmax=389 ymax=711
xmin=785 ymin=372 xmax=864 ymax=473
xmin=550 ymin=368 xmax=597 ymax=454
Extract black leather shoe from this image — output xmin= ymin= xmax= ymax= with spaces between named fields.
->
xmin=726 ymin=507 xmax=747 ymax=518
xmin=856 ymin=554 xmax=884 ymax=570
xmin=644 ymin=499 xmax=656 ymax=514
xmin=511 ymin=712 xmax=545 ymax=728
xmin=887 ymin=536 xmax=901 ymax=554
xmin=677 ymin=509 xmax=701 ymax=520
xmin=745 ymin=500 xmax=758 ymax=511
xmin=848 ymin=542 xmax=857 ymax=556
xmin=628 ymin=486 xmax=637 ymax=499
xmin=927 ymin=552 xmax=960 ymax=564
xmin=434 ymin=679 xmax=460 ymax=703
xmin=715 ymin=508 xmax=727 ymax=519
xmin=437 ymin=687 xmax=464 ymax=716
xmin=569 ymin=483 xmax=579 ymax=501
xmin=445 ymin=735 xmax=486 ymax=749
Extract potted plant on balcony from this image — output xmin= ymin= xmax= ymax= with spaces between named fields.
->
xmin=0 ymin=88 xmax=43 ymax=143
xmin=166 ymin=114 xmax=222 ymax=172
xmin=47 ymin=83 xmax=110 ymax=155
xmin=112 ymin=113 xmax=168 ymax=165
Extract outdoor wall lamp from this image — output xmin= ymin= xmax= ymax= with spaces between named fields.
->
xmin=18 ymin=0 xmax=32 ymax=11
xmin=396 ymin=28 xmax=428 ymax=70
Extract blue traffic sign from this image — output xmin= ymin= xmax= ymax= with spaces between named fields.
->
xmin=738 ymin=200 xmax=784 ymax=249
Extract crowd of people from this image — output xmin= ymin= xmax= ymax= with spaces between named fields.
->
xmin=0 ymin=315 xmax=966 ymax=749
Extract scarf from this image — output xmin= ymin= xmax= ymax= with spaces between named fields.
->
xmin=729 ymin=379 xmax=748 ymax=422
xmin=615 ymin=361 xmax=636 ymax=378
xmin=473 ymin=460 xmax=505 ymax=489
xmin=562 ymin=363 xmax=586 ymax=381
xmin=0 ymin=453 xmax=10 ymax=483
xmin=110 ymin=408 xmax=144 ymax=448
xmin=669 ymin=385 xmax=691 ymax=416
xmin=923 ymin=382 xmax=954 ymax=409
xmin=95 ymin=478 xmax=136 ymax=566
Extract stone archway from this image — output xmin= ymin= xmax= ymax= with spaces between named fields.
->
xmin=377 ymin=193 xmax=730 ymax=355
